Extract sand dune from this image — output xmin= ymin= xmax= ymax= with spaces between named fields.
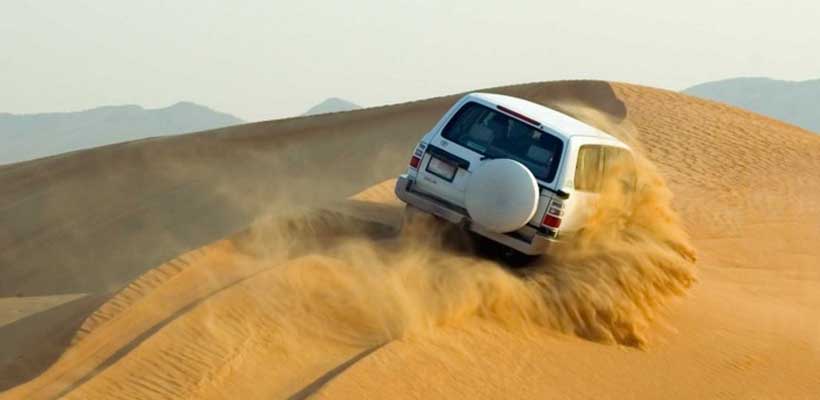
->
xmin=1 ymin=81 xmax=819 ymax=399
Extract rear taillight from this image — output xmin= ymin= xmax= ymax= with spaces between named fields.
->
xmin=542 ymin=214 xmax=562 ymax=229
xmin=541 ymin=198 xmax=564 ymax=229
xmin=409 ymin=155 xmax=421 ymax=169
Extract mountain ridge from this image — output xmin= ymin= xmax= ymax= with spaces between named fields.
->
xmin=303 ymin=97 xmax=361 ymax=116
xmin=0 ymin=102 xmax=243 ymax=165
xmin=683 ymin=77 xmax=820 ymax=133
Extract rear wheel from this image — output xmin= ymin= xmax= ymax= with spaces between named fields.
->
xmin=469 ymin=233 xmax=539 ymax=268
xmin=401 ymin=204 xmax=423 ymax=227
xmin=399 ymin=204 xmax=437 ymax=237
xmin=400 ymin=206 xmax=538 ymax=267
xmin=400 ymin=205 xmax=476 ymax=253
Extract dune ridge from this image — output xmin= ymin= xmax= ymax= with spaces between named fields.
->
xmin=1 ymin=80 xmax=819 ymax=399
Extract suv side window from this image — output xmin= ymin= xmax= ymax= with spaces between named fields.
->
xmin=575 ymin=145 xmax=634 ymax=192
xmin=575 ymin=145 xmax=603 ymax=192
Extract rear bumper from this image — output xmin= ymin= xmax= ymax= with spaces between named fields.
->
xmin=394 ymin=175 xmax=555 ymax=256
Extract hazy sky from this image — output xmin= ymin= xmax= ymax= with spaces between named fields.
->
xmin=2 ymin=1 xmax=818 ymax=121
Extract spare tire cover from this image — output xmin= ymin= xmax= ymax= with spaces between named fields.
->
xmin=465 ymin=159 xmax=539 ymax=233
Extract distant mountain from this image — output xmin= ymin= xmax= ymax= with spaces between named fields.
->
xmin=683 ymin=77 xmax=820 ymax=133
xmin=0 ymin=102 xmax=243 ymax=165
xmin=303 ymin=98 xmax=361 ymax=116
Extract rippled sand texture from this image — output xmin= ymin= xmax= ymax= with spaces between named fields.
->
xmin=2 ymin=81 xmax=819 ymax=399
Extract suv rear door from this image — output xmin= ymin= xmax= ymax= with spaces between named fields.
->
xmin=412 ymin=102 xmax=489 ymax=207
xmin=415 ymin=100 xmax=567 ymax=214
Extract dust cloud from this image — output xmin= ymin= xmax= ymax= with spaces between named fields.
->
xmin=227 ymin=126 xmax=696 ymax=350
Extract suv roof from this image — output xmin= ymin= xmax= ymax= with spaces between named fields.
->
xmin=467 ymin=92 xmax=620 ymax=143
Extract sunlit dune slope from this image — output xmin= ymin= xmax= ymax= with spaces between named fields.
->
xmin=1 ymin=81 xmax=819 ymax=399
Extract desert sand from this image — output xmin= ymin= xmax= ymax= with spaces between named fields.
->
xmin=1 ymin=81 xmax=819 ymax=399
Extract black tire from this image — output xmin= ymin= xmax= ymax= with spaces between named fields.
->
xmin=401 ymin=204 xmax=423 ymax=227
xmin=468 ymin=233 xmax=539 ymax=268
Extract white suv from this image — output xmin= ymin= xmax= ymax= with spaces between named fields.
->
xmin=395 ymin=92 xmax=633 ymax=256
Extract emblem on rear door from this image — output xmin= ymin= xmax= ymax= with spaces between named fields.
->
xmin=440 ymin=140 xmax=448 ymax=147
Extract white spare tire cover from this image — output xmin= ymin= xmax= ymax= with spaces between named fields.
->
xmin=465 ymin=159 xmax=539 ymax=233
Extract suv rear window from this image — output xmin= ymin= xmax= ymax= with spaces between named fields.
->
xmin=441 ymin=102 xmax=564 ymax=182
xmin=575 ymin=145 xmax=635 ymax=192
